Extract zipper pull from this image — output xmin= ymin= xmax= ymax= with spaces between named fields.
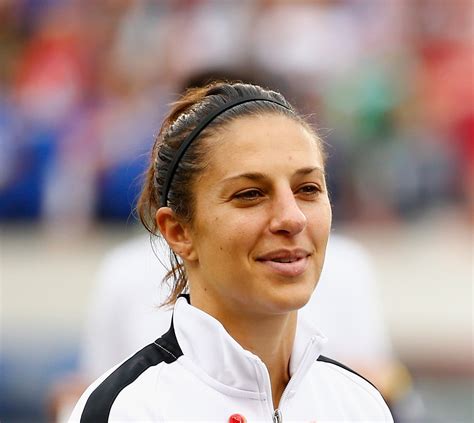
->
xmin=273 ymin=409 xmax=282 ymax=423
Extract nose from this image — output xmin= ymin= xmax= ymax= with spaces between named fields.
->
xmin=269 ymin=189 xmax=307 ymax=236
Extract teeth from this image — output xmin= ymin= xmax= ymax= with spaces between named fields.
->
xmin=273 ymin=258 xmax=297 ymax=263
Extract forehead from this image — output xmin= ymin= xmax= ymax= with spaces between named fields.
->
xmin=205 ymin=114 xmax=324 ymax=177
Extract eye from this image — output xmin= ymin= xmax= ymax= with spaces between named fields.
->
xmin=296 ymin=184 xmax=322 ymax=198
xmin=233 ymin=189 xmax=264 ymax=202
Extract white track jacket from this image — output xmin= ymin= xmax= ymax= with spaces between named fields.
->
xmin=69 ymin=296 xmax=393 ymax=422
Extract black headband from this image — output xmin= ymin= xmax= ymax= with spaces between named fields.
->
xmin=159 ymin=95 xmax=291 ymax=207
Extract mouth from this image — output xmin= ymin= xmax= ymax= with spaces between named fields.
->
xmin=256 ymin=249 xmax=311 ymax=277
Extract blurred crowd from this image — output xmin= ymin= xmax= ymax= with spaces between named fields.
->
xmin=1 ymin=0 xmax=472 ymax=226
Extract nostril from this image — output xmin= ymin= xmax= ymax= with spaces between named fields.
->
xmin=268 ymin=194 xmax=307 ymax=234
xmin=269 ymin=215 xmax=307 ymax=235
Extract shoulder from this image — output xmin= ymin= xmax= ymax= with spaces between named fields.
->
xmin=314 ymin=355 xmax=393 ymax=421
xmin=317 ymin=355 xmax=378 ymax=390
xmin=69 ymin=327 xmax=182 ymax=423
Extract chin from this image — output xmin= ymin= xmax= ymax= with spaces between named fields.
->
xmin=266 ymin=283 xmax=315 ymax=315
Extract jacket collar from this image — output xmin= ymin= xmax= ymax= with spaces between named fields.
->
xmin=172 ymin=295 xmax=327 ymax=393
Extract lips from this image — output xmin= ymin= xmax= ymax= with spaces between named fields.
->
xmin=256 ymin=249 xmax=311 ymax=277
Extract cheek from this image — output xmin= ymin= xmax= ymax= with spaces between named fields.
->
xmin=209 ymin=214 xmax=263 ymax=264
xmin=324 ymin=202 xmax=333 ymax=229
xmin=308 ymin=202 xmax=332 ymax=238
xmin=199 ymin=214 xmax=246 ymax=252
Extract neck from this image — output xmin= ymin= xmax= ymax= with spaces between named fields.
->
xmin=236 ymin=312 xmax=296 ymax=408
xmin=191 ymin=293 xmax=297 ymax=408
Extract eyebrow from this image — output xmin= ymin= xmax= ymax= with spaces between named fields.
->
xmin=220 ymin=166 xmax=325 ymax=184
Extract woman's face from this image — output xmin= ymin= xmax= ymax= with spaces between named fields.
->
xmin=186 ymin=113 xmax=332 ymax=319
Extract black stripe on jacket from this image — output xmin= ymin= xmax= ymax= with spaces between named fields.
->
xmin=80 ymin=323 xmax=183 ymax=423
xmin=317 ymin=355 xmax=379 ymax=391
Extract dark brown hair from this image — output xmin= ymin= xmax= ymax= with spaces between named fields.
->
xmin=137 ymin=81 xmax=324 ymax=305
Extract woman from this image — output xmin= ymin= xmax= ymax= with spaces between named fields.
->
xmin=69 ymin=82 xmax=393 ymax=422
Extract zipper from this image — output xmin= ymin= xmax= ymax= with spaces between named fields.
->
xmin=272 ymin=336 xmax=319 ymax=422
xmin=273 ymin=408 xmax=283 ymax=423
xmin=253 ymin=357 xmax=281 ymax=423
xmin=269 ymin=359 xmax=295 ymax=423
xmin=255 ymin=336 xmax=318 ymax=423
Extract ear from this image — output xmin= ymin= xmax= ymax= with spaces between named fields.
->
xmin=155 ymin=207 xmax=198 ymax=262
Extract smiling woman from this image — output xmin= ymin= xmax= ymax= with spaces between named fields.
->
xmin=68 ymin=82 xmax=393 ymax=422
xmin=183 ymin=115 xmax=332 ymax=323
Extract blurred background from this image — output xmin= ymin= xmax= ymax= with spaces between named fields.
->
xmin=0 ymin=0 xmax=472 ymax=421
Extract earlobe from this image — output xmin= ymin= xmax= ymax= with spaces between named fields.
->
xmin=155 ymin=208 xmax=198 ymax=261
